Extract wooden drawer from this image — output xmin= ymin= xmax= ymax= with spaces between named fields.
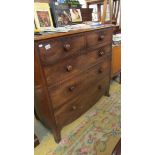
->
xmin=38 ymin=34 xmax=85 ymax=65
xmin=54 ymin=76 xmax=109 ymax=127
xmin=44 ymin=46 xmax=111 ymax=86
xmin=86 ymin=28 xmax=113 ymax=48
xmin=48 ymin=55 xmax=111 ymax=110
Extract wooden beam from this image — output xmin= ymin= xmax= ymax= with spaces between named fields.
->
xmin=101 ymin=0 xmax=108 ymax=24
xmin=97 ymin=4 xmax=101 ymax=21
xmin=109 ymin=0 xmax=113 ymax=23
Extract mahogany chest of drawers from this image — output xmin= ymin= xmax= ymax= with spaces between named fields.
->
xmin=34 ymin=25 xmax=113 ymax=143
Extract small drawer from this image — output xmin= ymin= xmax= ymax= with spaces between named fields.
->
xmin=44 ymin=47 xmax=111 ymax=86
xmin=48 ymin=57 xmax=111 ymax=110
xmin=38 ymin=34 xmax=85 ymax=65
xmin=53 ymin=76 xmax=109 ymax=127
xmin=86 ymin=28 xmax=113 ymax=48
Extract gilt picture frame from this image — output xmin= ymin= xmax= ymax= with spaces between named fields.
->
xmin=34 ymin=3 xmax=55 ymax=32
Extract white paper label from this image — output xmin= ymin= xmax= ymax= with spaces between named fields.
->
xmin=39 ymin=44 xmax=43 ymax=48
xmin=45 ymin=44 xmax=51 ymax=50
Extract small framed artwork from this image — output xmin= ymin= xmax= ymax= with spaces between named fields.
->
xmin=34 ymin=3 xmax=55 ymax=31
xmin=50 ymin=2 xmax=72 ymax=27
xmin=70 ymin=8 xmax=82 ymax=23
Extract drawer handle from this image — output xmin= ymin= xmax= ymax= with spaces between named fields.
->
xmin=99 ymin=35 xmax=104 ymax=40
xmin=98 ymin=68 xmax=104 ymax=73
xmin=66 ymin=65 xmax=73 ymax=72
xmin=69 ymin=86 xmax=75 ymax=91
xmin=99 ymin=51 xmax=105 ymax=56
xmin=64 ymin=43 xmax=71 ymax=51
xmin=72 ymin=106 xmax=77 ymax=110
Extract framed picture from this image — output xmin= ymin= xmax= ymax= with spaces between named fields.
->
xmin=50 ymin=2 xmax=72 ymax=27
xmin=70 ymin=8 xmax=82 ymax=23
xmin=34 ymin=3 xmax=55 ymax=31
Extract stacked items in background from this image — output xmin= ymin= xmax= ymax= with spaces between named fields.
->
xmin=113 ymin=34 xmax=121 ymax=45
xmin=34 ymin=0 xmax=94 ymax=32
xmin=50 ymin=0 xmax=83 ymax=27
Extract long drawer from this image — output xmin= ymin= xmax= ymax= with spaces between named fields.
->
xmin=44 ymin=45 xmax=111 ymax=86
xmin=53 ymin=76 xmax=110 ymax=127
xmin=48 ymin=54 xmax=111 ymax=110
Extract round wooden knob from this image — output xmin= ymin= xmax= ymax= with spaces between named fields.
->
xmin=98 ymin=68 xmax=104 ymax=73
xmin=69 ymin=86 xmax=75 ymax=91
xmin=99 ymin=51 xmax=105 ymax=56
xmin=64 ymin=43 xmax=71 ymax=51
xmin=66 ymin=65 xmax=73 ymax=72
xmin=99 ymin=35 xmax=104 ymax=40
xmin=72 ymin=105 xmax=76 ymax=110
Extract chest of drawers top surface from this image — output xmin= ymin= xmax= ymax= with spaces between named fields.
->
xmin=34 ymin=24 xmax=113 ymax=41
xmin=34 ymin=25 xmax=113 ymax=143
